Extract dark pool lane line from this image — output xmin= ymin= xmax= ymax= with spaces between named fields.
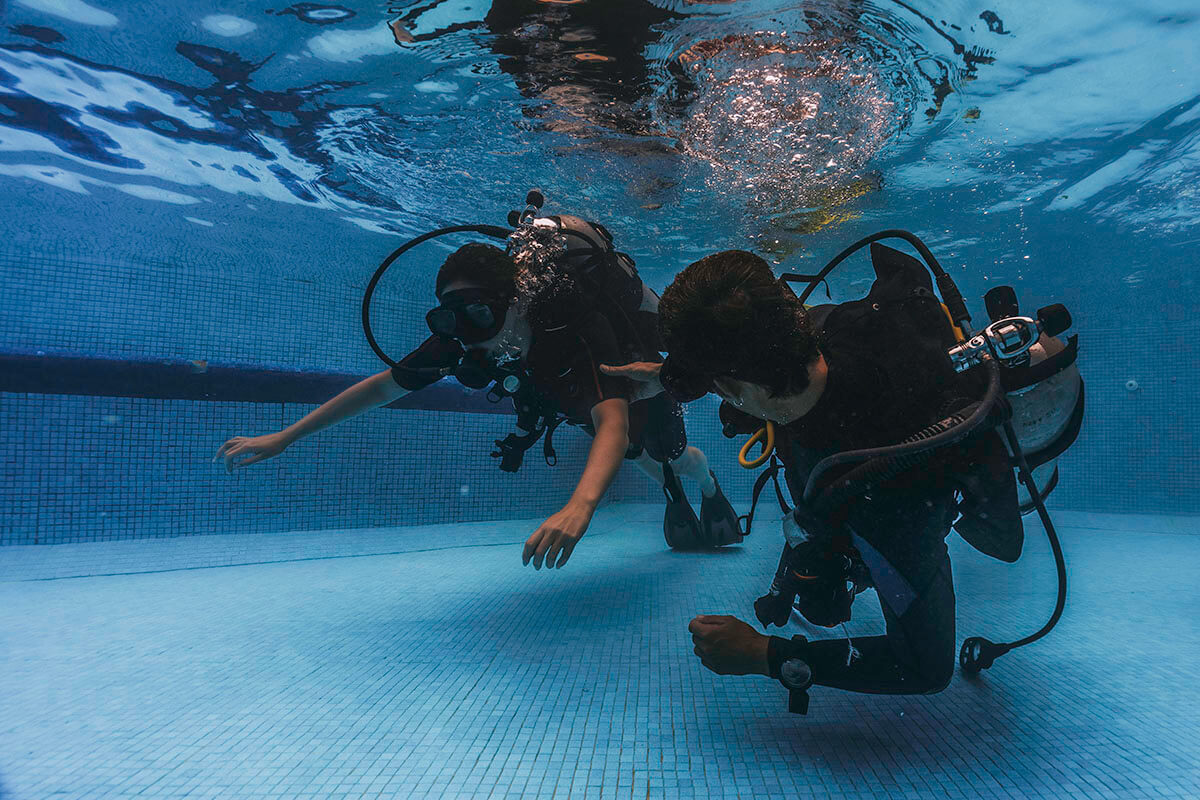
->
xmin=0 ymin=348 xmax=508 ymax=414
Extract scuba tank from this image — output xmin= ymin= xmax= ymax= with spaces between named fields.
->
xmin=975 ymin=286 xmax=1083 ymax=512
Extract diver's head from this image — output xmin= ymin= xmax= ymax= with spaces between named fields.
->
xmin=426 ymin=244 xmax=531 ymax=394
xmin=428 ymin=243 xmax=520 ymax=346
xmin=659 ymin=249 xmax=824 ymax=423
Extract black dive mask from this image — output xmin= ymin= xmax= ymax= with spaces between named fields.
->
xmin=426 ymin=288 xmax=510 ymax=344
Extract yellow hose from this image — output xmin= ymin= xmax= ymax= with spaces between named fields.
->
xmin=942 ymin=303 xmax=966 ymax=343
xmin=739 ymin=421 xmax=775 ymax=469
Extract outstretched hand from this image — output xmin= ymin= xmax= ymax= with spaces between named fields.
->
xmin=599 ymin=361 xmax=664 ymax=403
xmin=523 ymin=503 xmax=592 ymax=570
xmin=214 ymin=433 xmax=289 ymax=473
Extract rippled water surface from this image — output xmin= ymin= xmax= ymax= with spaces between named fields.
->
xmin=1 ymin=0 xmax=1198 ymax=296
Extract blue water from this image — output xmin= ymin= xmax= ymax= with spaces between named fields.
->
xmin=1 ymin=1 xmax=1199 ymax=798
xmin=3 ymin=1 xmax=1198 ymax=286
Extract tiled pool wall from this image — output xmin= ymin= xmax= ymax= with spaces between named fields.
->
xmin=2 ymin=250 xmax=1197 ymax=546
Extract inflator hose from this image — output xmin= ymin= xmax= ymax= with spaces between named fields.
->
xmin=802 ymin=360 xmax=1003 ymax=508
xmin=959 ymin=420 xmax=1069 ymax=674
xmin=739 ymin=422 xmax=776 ymax=469
xmin=361 ymin=224 xmax=511 ymax=368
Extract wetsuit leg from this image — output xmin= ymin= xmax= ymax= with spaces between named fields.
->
xmin=800 ymin=551 xmax=956 ymax=694
xmin=795 ymin=503 xmax=958 ymax=695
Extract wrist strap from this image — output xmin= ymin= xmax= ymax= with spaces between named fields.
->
xmin=767 ymin=635 xmax=807 ymax=679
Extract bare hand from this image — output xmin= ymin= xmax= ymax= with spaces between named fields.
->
xmin=523 ymin=503 xmax=593 ymax=570
xmin=599 ymin=361 xmax=664 ymax=403
xmin=688 ymin=615 xmax=771 ymax=676
xmin=214 ymin=433 xmax=289 ymax=473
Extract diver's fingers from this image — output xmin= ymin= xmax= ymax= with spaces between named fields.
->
xmin=522 ymin=531 xmax=539 ymax=565
xmin=214 ymin=438 xmax=239 ymax=461
xmin=613 ymin=363 xmax=658 ymax=379
xmin=599 ymin=363 xmax=649 ymax=380
xmin=523 ymin=528 xmax=552 ymax=567
xmin=239 ymin=452 xmax=271 ymax=467
xmin=224 ymin=443 xmax=260 ymax=472
xmin=223 ymin=445 xmax=245 ymax=473
xmin=559 ymin=539 xmax=577 ymax=568
xmin=531 ymin=528 xmax=556 ymax=569
xmin=543 ymin=537 xmax=564 ymax=570
xmin=554 ymin=538 xmax=577 ymax=569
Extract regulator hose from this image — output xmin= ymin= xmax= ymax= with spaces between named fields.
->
xmin=959 ymin=419 xmax=1069 ymax=674
xmin=361 ymin=224 xmax=511 ymax=368
xmin=802 ymin=360 xmax=1003 ymax=509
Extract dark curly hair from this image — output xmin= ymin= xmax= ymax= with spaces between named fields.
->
xmin=659 ymin=250 xmax=819 ymax=396
xmin=435 ymin=243 xmax=518 ymax=297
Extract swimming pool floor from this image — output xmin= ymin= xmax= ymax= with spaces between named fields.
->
xmin=1 ymin=503 xmax=1198 ymax=799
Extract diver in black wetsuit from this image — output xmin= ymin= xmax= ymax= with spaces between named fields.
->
xmin=605 ymin=246 xmax=1030 ymax=701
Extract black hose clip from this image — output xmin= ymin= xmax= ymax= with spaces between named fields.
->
xmin=491 ymin=421 xmax=547 ymax=473
xmin=491 ymin=434 xmax=528 ymax=473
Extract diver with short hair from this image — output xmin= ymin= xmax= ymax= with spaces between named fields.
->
xmin=217 ymin=224 xmax=742 ymax=569
xmin=606 ymin=241 xmax=1081 ymax=708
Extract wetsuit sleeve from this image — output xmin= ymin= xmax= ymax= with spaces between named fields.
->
xmin=389 ymin=335 xmax=463 ymax=391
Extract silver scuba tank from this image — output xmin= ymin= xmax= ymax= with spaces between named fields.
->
xmin=1005 ymin=332 xmax=1082 ymax=507
xmin=949 ymin=287 xmax=1082 ymax=511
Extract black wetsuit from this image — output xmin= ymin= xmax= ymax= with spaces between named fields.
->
xmin=766 ymin=244 xmax=1012 ymax=696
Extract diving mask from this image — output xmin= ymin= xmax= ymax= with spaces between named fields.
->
xmin=426 ymin=288 xmax=511 ymax=344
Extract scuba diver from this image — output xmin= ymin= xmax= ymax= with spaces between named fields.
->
xmin=605 ymin=233 xmax=1083 ymax=712
xmin=216 ymin=197 xmax=743 ymax=568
